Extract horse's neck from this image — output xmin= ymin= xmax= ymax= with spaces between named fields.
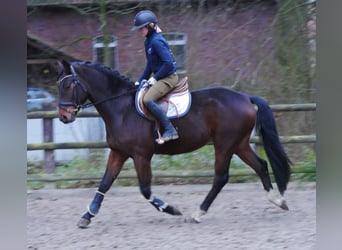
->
xmin=83 ymin=75 xmax=134 ymax=127
xmin=90 ymin=89 xmax=134 ymax=128
xmin=87 ymin=80 xmax=131 ymax=107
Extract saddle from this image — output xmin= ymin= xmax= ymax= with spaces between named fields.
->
xmin=135 ymin=77 xmax=192 ymax=120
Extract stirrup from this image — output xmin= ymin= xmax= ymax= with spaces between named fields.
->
xmin=155 ymin=131 xmax=179 ymax=144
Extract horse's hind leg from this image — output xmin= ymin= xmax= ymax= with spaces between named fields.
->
xmin=235 ymin=142 xmax=289 ymax=210
xmin=77 ymin=150 xmax=128 ymax=228
xmin=236 ymin=142 xmax=273 ymax=191
xmin=133 ymin=156 xmax=182 ymax=216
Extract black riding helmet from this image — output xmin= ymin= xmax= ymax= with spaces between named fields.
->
xmin=131 ymin=10 xmax=158 ymax=31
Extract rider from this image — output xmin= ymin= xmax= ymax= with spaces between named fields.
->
xmin=131 ymin=10 xmax=179 ymax=143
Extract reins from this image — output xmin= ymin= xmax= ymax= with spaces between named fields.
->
xmin=79 ymin=88 xmax=137 ymax=110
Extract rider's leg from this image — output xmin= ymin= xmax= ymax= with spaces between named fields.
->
xmin=143 ymin=74 xmax=179 ymax=143
xmin=145 ymin=100 xmax=179 ymax=142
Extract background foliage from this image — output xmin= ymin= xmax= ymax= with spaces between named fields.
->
xmin=27 ymin=0 xmax=316 ymax=187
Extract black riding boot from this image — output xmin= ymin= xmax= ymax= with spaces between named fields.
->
xmin=145 ymin=100 xmax=179 ymax=143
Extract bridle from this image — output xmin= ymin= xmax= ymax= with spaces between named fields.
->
xmin=57 ymin=64 xmax=137 ymax=115
xmin=57 ymin=64 xmax=87 ymax=115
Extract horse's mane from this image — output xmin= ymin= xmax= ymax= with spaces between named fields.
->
xmin=74 ymin=61 xmax=134 ymax=87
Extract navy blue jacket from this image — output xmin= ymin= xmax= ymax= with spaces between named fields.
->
xmin=138 ymin=32 xmax=176 ymax=82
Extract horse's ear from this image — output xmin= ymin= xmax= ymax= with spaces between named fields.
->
xmin=54 ymin=60 xmax=72 ymax=75
xmin=62 ymin=60 xmax=72 ymax=74
xmin=54 ymin=60 xmax=64 ymax=75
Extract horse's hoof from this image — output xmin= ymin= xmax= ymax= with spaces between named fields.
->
xmin=164 ymin=205 xmax=182 ymax=216
xmin=280 ymin=200 xmax=289 ymax=210
xmin=189 ymin=210 xmax=206 ymax=223
xmin=172 ymin=207 xmax=182 ymax=216
xmin=189 ymin=216 xmax=201 ymax=223
xmin=184 ymin=214 xmax=202 ymax=223
xmin=77 ymin=218 xmax=90 ymax=228
xmin=267 ymin=189 xmax=289 ymax=210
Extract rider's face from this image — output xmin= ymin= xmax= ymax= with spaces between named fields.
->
xmin=138 ymin=26 xmax=148 ymax=37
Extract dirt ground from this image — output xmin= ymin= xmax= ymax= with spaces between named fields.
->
xmin=27 ymin=182 xmax=316 ymax=250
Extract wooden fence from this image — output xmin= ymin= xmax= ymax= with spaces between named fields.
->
xmin=27 ymin=103 xmax=316 ymax=186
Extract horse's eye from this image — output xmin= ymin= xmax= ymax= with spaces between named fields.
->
xmin=60 ymin=78 xmax=73 ymax=89
xmin=65 ymin=79 xmax=73 ymax=88
xmin=57 ymin=75 xmax=73 ymax=88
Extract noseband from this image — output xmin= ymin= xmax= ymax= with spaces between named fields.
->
xmin=57 ymin=65 xmax=87 ymax=115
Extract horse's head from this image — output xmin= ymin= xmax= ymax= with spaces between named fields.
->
xmin=56 ymin=60 xmax=88 ymax=123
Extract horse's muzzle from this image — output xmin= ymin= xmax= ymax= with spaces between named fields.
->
xmin=58 ymin=107 xmax=77 ymax=123
xmin=59 ymin=114 xmax=75 ymax=124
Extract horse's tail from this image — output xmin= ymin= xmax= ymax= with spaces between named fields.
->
xmin=249 ymin=95 xmax=291 ymax=195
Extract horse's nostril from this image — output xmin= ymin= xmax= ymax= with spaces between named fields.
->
xmin=59 ymin=115 xmax=67 ymax=123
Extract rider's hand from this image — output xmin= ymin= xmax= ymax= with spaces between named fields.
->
xmin=147 ymin=77 xmax=157 ymax=86
xmin=134 ymin=81 xmax=140 ymax=86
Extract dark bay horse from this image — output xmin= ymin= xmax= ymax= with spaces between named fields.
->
xmin=56 ymin=60 xmax=291 ymax=228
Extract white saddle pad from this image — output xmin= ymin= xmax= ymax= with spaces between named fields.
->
xmin=135 ymin=84 xmax=192 ymax=119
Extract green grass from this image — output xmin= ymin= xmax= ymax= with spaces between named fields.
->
xmin=27 ymin=145 xmax=316 ymax=189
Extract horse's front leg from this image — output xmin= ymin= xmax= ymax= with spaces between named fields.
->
xmin=77 ymin=150 xmax=128 ymax=228
xmin=134 ymin=156 xmax=182 ymax=216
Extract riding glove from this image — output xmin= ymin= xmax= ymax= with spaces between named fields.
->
xmin=147 ymin=77 xmax=157 ymax=86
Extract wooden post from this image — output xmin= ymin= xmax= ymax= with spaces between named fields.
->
xmin=43 ymin=118 xmax=55 ymax=174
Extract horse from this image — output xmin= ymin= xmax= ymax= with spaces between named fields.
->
xmin=56 ymin=60 xmax=291 ymax=228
